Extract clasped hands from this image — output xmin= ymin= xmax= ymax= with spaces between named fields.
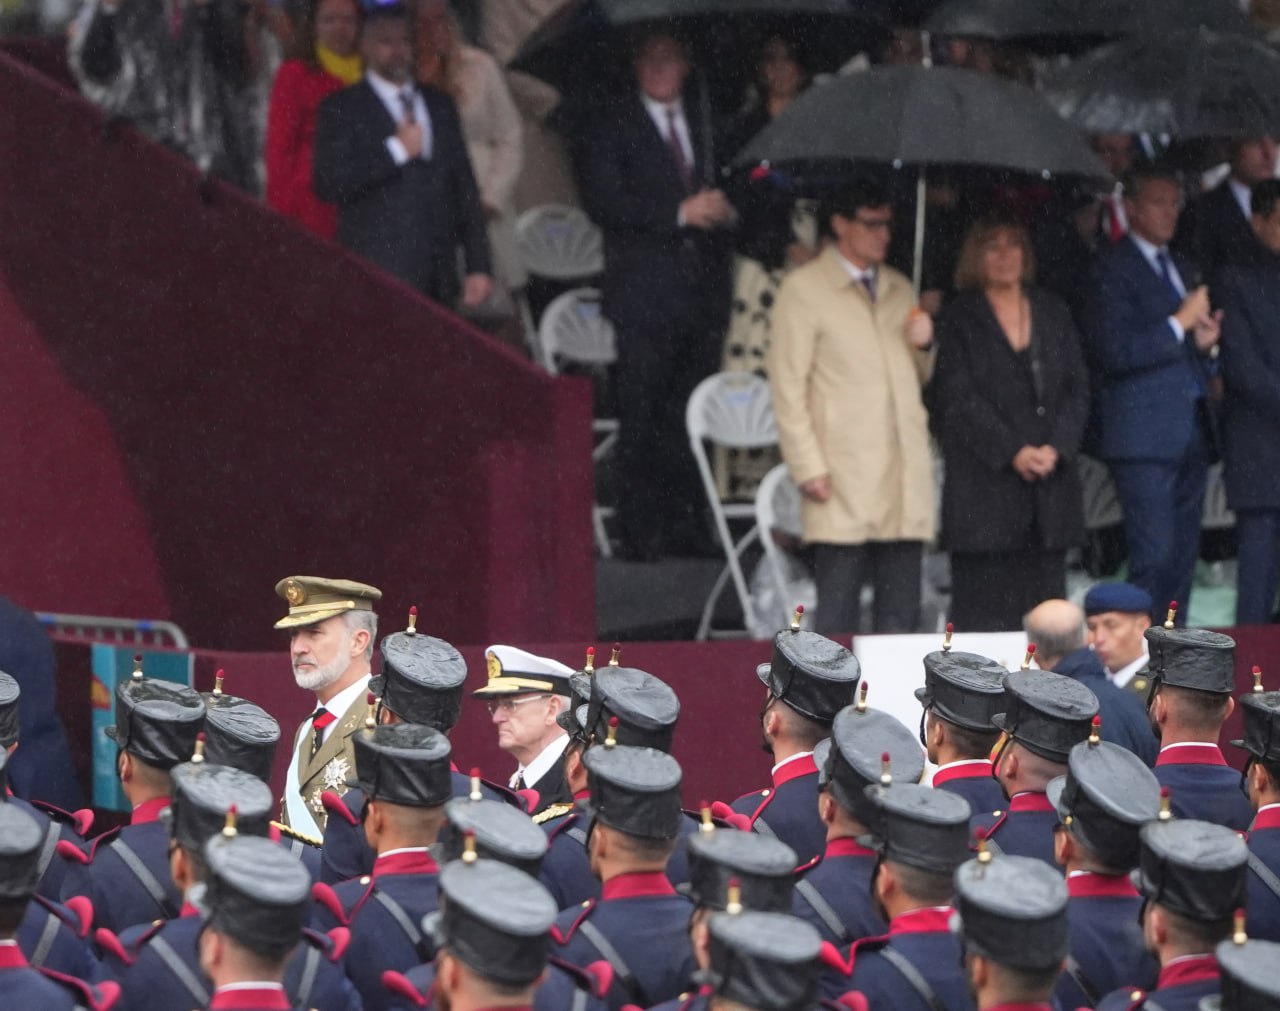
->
xmin=1013 ymin=445 xmax=1059 ymax=482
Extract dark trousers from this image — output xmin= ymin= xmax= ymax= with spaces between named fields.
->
xmin=1237 ymin=509 xmax=1280 ymax=624
xmin=1108 ymin=424 xmax=1209 ymax=622
xmin=614 ymin=316 xmax=716 ymax=557
xmin=950 ymin=548 xmax=1067 ymax=632
xmin=813 ymin=541 xmax=922 ymax=635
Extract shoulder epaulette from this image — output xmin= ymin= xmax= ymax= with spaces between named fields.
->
xmin=710 ymin=800 xmax=754 ymax=832
xmin=549 ymin=955 xmax=614 ymax=998
xmin=382 ymin=969 xmax=428 ymax=1007
xmin=534 ymin=803 xmax=576 ymax=825
xmin=40 ymin=965 xmax=121 ymax=1010
xmin=818 ymin=933 xmax=889 ymax=978
xmin=321 ymin=791 xmax=359 ymax=826
xmin=821 ymin=992 xmax=869 ymax=1011
xmin=550 ymin=898 xmax=597 ymax=944
xmin=58 ymin=824 xmax=121 ymax=866
xmin=29 ymin=800 xmax=95 ymax=838
xmin=312 ymin=881 xmax=354 ymax=927
xmin=547 ymin=810 xmax=582 ymax=842
xmin=271 ymin=820 xmax=323 ymax=847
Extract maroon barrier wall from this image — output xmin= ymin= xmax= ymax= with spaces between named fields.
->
xmin=0 ymin=52 xmax=594 ymax=651
xmin=52 ymin=629 xmax=1280 ymax=811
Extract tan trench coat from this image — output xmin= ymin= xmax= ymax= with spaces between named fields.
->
xmin=767 ymin=246 xmax=937 ymax=545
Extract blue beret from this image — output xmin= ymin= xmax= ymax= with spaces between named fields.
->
xmin=1083 ymin=583 xmax=1152 ymax=617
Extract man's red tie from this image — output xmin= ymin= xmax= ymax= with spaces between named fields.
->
xmin=1107 ymin=195 xmax=1126 ymax=243
xmin=310 ymin=707 xmax=336 ymax=759
xmin=666 ymin=107 xmax=692 ymax=193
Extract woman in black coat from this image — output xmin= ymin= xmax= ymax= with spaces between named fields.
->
xmin=931 ymin=215 xmax=1090 ymax=630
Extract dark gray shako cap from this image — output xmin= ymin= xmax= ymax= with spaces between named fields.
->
xmin=168 ymin=759 xmax=272 ymax=854
xmin=198 ymin=831 xmax=309 ymax=955
xmin=1133 ymin=818 xmax=1248 ymax=922
xmin=1046 ymin=730 xmax=1160 ymax=872
xmin=372 ymin=619 xmax=467 ymax=732
xmin=685 ymin=820 xmax=798 ymax=912
xmin=916 ymin=649 xmax=1007 ymax=732
xmin=862 ymin=781 xmax=971 ymax=875
xmin=575 ymin=663 xmax=680 ymax=753
xmin=953 ymin=852 xmax=1069 ymax=971
xmin=349 ymin=722 xmax=453 ymax=808
xmin=706 ymin=909 xmax=822 ymax=1011
xmin=825 ymin=695 xmax=925 ymax=826
xmin=0 ymin=795 xmax=43 ymax=899
xmin=0 ymin=671 xmax=18 ymax=749
xmin=1217 ymin=930 xmax=1280 ymax=1010
xmin=105 ymin=663 xmax=206 ymax=769
xmin=757 ymin=609 xmax=860 ymax=724
xmin=201 ymin=675 xmax=280 ymax=784
xmin=992 ymin=669 xmax=1098 ymax=763
xmin=427 ymin=858 xmax=557 ymax=987
xmin=1144 ymin=617 xmax=1235 ymax=695
xmin=440 ymin=792 xmax=549 ymax=877
xmin=582 ymin=742 xmax=683 ymax=840
xmin=1233 ymin=688 xmax=1280 ymax=764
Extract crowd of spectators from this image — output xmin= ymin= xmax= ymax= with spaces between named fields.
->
xmin=51 ymin=0 xmax=1280 ymax=633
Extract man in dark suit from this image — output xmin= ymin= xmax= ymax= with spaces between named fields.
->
xmin=575 ymin=31 xmax=735 ymax=560
xmin=1175 ymin=136 xmax=1275 ymax=290
xmin=1084 ymin=165 xmax=1222 ymax=621
xmin=1219 ymin=178 xmax=1280 ymax=625
xmin=313 ymin=3 xmax=492 ymax=308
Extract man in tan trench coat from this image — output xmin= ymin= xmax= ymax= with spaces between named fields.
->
xmin=767 ymin=179 xmax=936 ymax=634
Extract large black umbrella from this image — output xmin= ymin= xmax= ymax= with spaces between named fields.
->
xmin=925 ymin=0 xmax=1255 ymax=51
xmin=510 ymin=0 xmax=888 ymax=97
xmin=1042 ymin=28 xmax=1280 ymax=139
xmin=737 ymin=64 xmax=1107 ymax=289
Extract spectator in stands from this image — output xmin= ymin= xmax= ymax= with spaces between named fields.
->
xmin=264 ymin=0 xmax=361 ymax=239
xmin=416 ymin=0 xmax=525 ymax=331
xmin=1176 ymin=136 xmax=1276 ymax=289
xmin=1218 ymin=178 xmax=1280 ymax=624
xmin=1091 ymin=133 xmax=1136 ymax=245
xmin=931 ymin=216 xmax=1089 ymax=631
xmin=1084 ymin=165 xmax=1221 ymax=622
xmin=1024 ymin=598 xmax=1157 ymax=766
xmin=576 ymin=31 xmax=735 ymax=561
xmin=313 ymin=2 xmax=492 ymax=308
xmin=68 ymin=0 xmax=255 ymax=189
xmin=768 ymin=179 xmax=935 ymax=634
xmin=1084 ymin=582 xmax=1153 ymax=698
xmin=1033 ymin=182 xmax=1100 ymax=330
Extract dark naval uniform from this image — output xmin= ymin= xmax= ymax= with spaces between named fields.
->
xmin=976 ymin=791 xmax=1060 ymax=868
xmin=1059 ymin=873 xmax=1156 ymax=1008
xmin=207 ymin=982 xmax=299 ymax=1009
xmin=931 ymin=759 xmax=1005 ymax=816
xmin=1234 ymin=688 xmax=1280 ymax=943
xmin=727 ymin=612 xmax=861 ymax=866
xmin=793 ymin=837 xmax=883 ymax=947
xmin=16 ymin=893 xmax=101 ymax=983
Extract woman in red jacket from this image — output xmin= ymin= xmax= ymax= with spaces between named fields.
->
xmin=264 ymin=0 xmax=361 ymax=238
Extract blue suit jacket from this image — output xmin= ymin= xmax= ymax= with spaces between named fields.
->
xmin=1049 ymin=648 xmax=1158 ymax=767
xmin=1247 ymin=818 xmax=1280 ymax=942
xmin=1056 ymin=879 xmax=1157 ymax=1009
xmin=1084 ymin=236 xmax=1212 ymax=462
xmin=1153 ymin=745 xmax=1252 ymax=832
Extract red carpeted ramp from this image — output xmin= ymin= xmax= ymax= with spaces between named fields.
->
xmin=0 ymin=51 xmax=594 ymax=650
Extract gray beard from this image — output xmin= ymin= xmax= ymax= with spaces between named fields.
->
xmin=293 ymin=650 xmax=349 ymax=693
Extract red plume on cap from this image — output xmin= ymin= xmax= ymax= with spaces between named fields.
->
xmin=470 ymin=766 xmax=481 ymax=779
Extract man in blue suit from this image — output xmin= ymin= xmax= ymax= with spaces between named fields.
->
xmin=1219 ymin=178 xmax=1280 ymax=626
xmin=1084 ymin=165 xmax=1222 ymax=622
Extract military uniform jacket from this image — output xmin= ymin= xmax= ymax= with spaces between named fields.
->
xmin=1055 ymin=872 xmax=1157 ymax=1010
xmin=10 ymin=792 xmax=92 ymax=903
xmin=284 ymin=687 xmax=368 ymax=834
xmin=973 ymin=791 xmax=1058 ymax=869
xmin=931 ymin=760 xmax=1005 ymax=818
xmin=312 ymin=849 xmax=441 ymax=1011
xmin=1094 ymin=953 xmax=1220 ymax=1010
xmin=551 ymin=871 xmax=696 ymax=1011
xmin=206 ymin=983 xmax=300 ymax=1009
xmin=17 ymin=893 xmax=100 ymax=983
xmin=728 ymin=753 xmax=825 ymax=866
xmin=1153 ymin=744 xmax=1253 ymax=832
xmin=1246 ymin=804 xmax=1280 ymax=943
xmin=792 ymin=838 xmax=885 ymax=948
xmin=0 ymin=940 xmax=117 ymax=1010
xmin=648 ymin=984 xmax=711 ymax=1011
xmin=319 ymin=770 xmax=514 ymax=884
xmin=59 ymin=796 xmax=182 ymax=933
xmin=824 ymin=908 xmax=975 ymax=1009
xmin=99 ymin=903 xmax=358 ymax=1011
xmin=385 ymin=955 xmax=610 ymax=1011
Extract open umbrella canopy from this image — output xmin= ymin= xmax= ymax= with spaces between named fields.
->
xmin=737 ymin=64 xmax=1106 ymax=179
xmin=1042 ymin=28 xmax=1280 ymax=139
xmin=510 ymin=0 xmax=888 ymax=97
xmin=925 ymin=0 xmax=1255 ymax=50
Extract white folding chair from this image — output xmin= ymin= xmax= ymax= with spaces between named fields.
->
xmin=1202 ymin=462 xmax=1235 ymax=531
xmin=539 ymin=288 xmax=619 ymax=557
xmin=515 ymin=204 xmax=605 ymax=364
xmin=687 ymin=372 xmax=779 ymax=639
xmin=1079 ymin=454 xmax=1125 ymax=531
xmin=753 ymin=463 xmax=813 ymax=634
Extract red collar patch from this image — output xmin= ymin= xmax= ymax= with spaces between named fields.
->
xmin=1157 ymin=954 xmax=1219 ymax=989
xmin=0 ymin=944 xmax=28 ymax=969
xmin=932 ymin=761 xmax=993 ymax=786
xmin=1008 ymin=792 xmax=1055 ymax=813
xmin=374 ymin=850 xmax=439 ymax=880
xmin=602 ymin=871 xmax=677 ymax=901
xmin=131 ymin=796 xmax=171 ymax=825
xmin=825 ymin=837 xmax=878 ymax=860
xmin=1067 ymin=873 xmax=1140 ymax=900
xmin=1253 ymin=807 xmax=1280 ymax=832
xmin=1156 ymin=745 xmax=1227 ymax=768
xmin=772 ymin=754 xmax=819 ymax=788
xmin=209 ymin=985 xmax=292 ymax=1009
xmin=889 ymin=907 xmax=951 ymax=935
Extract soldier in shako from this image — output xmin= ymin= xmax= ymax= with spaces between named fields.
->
xmin=1213 ymin=915 xmax=1280 ymax=1010
xmin=1046 ymin=717 xmax=1160 ymax=1008
xmin=701 ymin=897 xmax=823 ymax=1011
xmin=1231 ymin=673 xmax=1280 ymax=941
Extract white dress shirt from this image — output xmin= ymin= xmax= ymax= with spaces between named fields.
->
xmin=837 ymin=253 xmax=877 ymax=290
xmin=511 ymin=733 xmax=570 ymax=790
xmin=1129 ymin=233 xmax=1188 ymax=341
xmin=641 ymin=93 xmax=693 ymax=168
xmin=284 ymin=673 xmax=371 ymax=837
xmin=1109 ymin=650 xmax=1150 ymax=690
xmin=366 ymin=71 xmax=433 ymax=165
xmin=1229 ymin=176 xmax=1253 ymax=219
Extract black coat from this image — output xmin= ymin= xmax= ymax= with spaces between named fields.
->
xmin=1218 ymin=253 xmax=1280 ymax=509
xmin=313 ymin=79 xmax=490 ymax=305
xmin=1174 ymin=179 xmax=1261 ymax=292
xmin=931 ymin=288 xmax=1089 ymax=553
xmin=575 ymin=91 xmax=732 ymax=341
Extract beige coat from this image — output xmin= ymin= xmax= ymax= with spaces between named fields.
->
xmin=767 ymin=247 xmax=936 ymax=545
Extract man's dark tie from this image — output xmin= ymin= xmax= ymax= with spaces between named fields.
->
xmin=310 ymin=707 xmax=336 ymax=759
xmin=861 ymin=272 xmax=877 ymax=303
xmin=666 ymin=107 xmax=692 ymax=192
xmin=400 ymin=89 xmax=416 ymax=126
xmin=1156 ymin=250 xmax=1182 ymax=303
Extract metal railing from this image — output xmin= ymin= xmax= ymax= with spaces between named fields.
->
xmin=36 ymin=612 xmax=190 ymax=649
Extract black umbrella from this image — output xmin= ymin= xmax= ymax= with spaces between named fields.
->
xmin=1042 ymin=28 xmax=1280 ymax=139
xmin=925 ymin=0 xmax=1255 ymax=51
xmin=737 ymin=64 xmax=1106 ymax=290
xmin=510 ymin=0 xmax=888 ymax=97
